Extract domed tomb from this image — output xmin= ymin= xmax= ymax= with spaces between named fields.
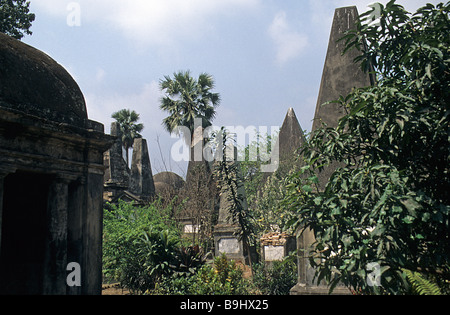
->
xmin=0 ymin=32 xmax=87 ymax=126
xmin=153 ymin=172 xmax=185 ymax=190
xmin=0 ymin=33 xmax=113 ymax=295
xmin=154 ymin=181 xmax=172 ymax=195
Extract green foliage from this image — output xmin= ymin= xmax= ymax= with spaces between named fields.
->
xmin=252 ymin=255 xmax=298 ymax=295
xmin=102 ymin=200 xmax=182 ymax=294
xmin=192 ymin=254 xmax=249 ymax=295
xmin=239 ymin=131 xmax=298 ymax=237
xmin=111 ymin=109 xmax=144 ymax=165
xmin=120 ymin=229 xmax=180 ymax=294
xmin=155 ymin=254 xmax=250 ymax=295
xmin=0 ymin=0 xmax=35 ymax=39
xmin=403 ymin=269 xmax=444 ymax=295
xmin=239 ymin=131 xmax=274 ymax=205
xmin=285 ymin=1 xmax=450 ymax=295
xmin=213 ymin=128 xmax=254 ymax=240
xmin=159 ymin=70 xmax=221 ymax=143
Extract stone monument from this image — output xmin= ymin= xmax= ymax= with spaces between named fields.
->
xmin=213 ymin=144 xmax=250 ymax=263
xmin=277 ymin=107 xmax=306 ymax=168
xmin=181 ymin=126 xmax=218 ymax=242
xmin=291 ymin=6 xmax=375 ymax=295
xmin=153 ymin=171 xmax=185 ymax=200
xmin=103 ymin=122 xmax=130 ymax=201
xmin=103 ymin=126 xmax=155 ymax=204
xmin=0 ymin=33 xmax=113 ymax=295
xmin=261 ymin=232 xmax=296 ymax=267
xmin=129 ymin=138 xmax=155 ymax=200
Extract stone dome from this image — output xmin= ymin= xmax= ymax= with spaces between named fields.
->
xmin=153 ymin=172 xmax=185 ymax=190
xmin=154 ymin=181 xmax=172 ymax=196
xmin=0 ymin=32 xmax=87 ymax=126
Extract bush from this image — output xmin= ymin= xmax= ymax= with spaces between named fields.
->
xmin=285 ymin=2 xmax=450 ymax=294
xmin=156 ymin=254 xmax=251 ymax=295
xmin=102 ymin=200 xmax=182 ymax=294
xmin=252 ymin=255 xmax=297 ymax=295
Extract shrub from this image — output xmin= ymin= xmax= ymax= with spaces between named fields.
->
xmin=156 ymin=254 xmax=251 ymax=295
xmin=102 ymin=200 xmax=181 ymax=294
xmin=252 ymin=255 xmax=297 ymax=295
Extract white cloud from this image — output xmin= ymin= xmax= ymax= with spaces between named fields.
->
xmin=268 ymin=11 xmax=309 ymax=66
xmin=85 ymin=81 xmax=163 ymax=135
xmin=85 ymin=81 xmax=189 ymax=176
xmin=95 ymin=68 xmax=106 ymax=83
xmin=32 ymin=0 xmax=261 ymax=48
xmin=309 ymin=0 xmax=443 ymax=36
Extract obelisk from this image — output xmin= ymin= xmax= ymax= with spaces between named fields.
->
xmin=291 ymin=6 xmax=374 ymax=295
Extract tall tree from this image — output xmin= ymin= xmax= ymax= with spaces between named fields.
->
xmin=159 ymin=70 xmax=221 ymax=147
xmin=285 ymin=1 xmax=449 ymax=295
xmin=0 ymin=0 xmax=35 ymax=40
xmin=112 ymin=109 xmax=144 ymax=167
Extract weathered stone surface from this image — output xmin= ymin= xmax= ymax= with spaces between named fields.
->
xmin=129 ymin=138 xmax=155 ymax=199
xmin=153 ymin=171 xmax=185 ymax=202
xmin=180 ymin=126 xmax=218 ymax=237
xmin=277 ymin=108 xmax=306 ymax=165
xmin=103 ymin=123 xmax=130 ymax=203
xmin=261 ymin=232 xmax=296 ymax=263
xmin=291 ymin=6 xmax=373 ymax=296
xmin=104 ymin=122 xmax=130 ymax=187
xmin=213 ymin=224 xmax=245 ymax=261
xmin=264 ymin=246 xmax=285 ymax=261
xmin=218 ymin=238 xmax=241 ymax=255
xmin=312 ymin=6 xmax=375 ymax=132
xmin=260 ymin=232 xmax=291 ymax=246
xmin=0 ymin=33 xmax=113 ymax=295
xmin=185 ymin=126 xmax=212 ymax=189
xmin=0 ymin=32 xmax=87 ymax=127
xmin=213 ymin=144 xmax=250 ymax=263
xmin=311 ymin=5 xmax=375 ymax=191
xmin=153 ymin=171 xmax=185 ymax=190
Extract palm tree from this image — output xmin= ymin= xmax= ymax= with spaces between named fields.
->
xmin=112 ymin=109 xmax=144 ymax=167
xmin=159 ymin=70 xmax=221 ymax=146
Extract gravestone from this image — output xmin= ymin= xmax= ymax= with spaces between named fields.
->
xmin=153 ymin=171 xmax=185 ymax=202
xmin=129 ymin=138 xmax=155 ymax=200
xmin=0 ymin=33 xmax=113 ymax=295
xmin=276 ymin=108 xmax=306 ymax=168
xmin=104 ymin=127 xmax=156 ymax=204
xmin=103 ymin=122 xmax=130 ymax=201
xmin=291 ymin=6 xmax=374 ymax=295
xmin=264 ymin=107 xmax=306 ymax=183
xmin=213 ymin=144 xmax=249 ymax=263
xmin=261 ymin=232 xmax=296 ymax=267
xmin=181 ymin=126 xmax=218 ymax=241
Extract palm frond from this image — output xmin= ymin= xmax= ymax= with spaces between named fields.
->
xmin=159 ymin=70 xmax=221 ymax=140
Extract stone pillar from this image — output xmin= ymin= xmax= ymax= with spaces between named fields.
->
xmin=291 ymin=6 xmax=372 ymax=295
xmin=43 ymin=177 xmax=69 ymax=295
xmin=213 ymin=144 xmax=249 ymax=263
xmin=0 ymin=168 xmax=13 ymax=257
xmin=104 ymin=122 xmax=130 ymax=201
xmin=130 ymin=138 xmax=155 ymax=199
xmin=0 ymin=172 xmax=6 ymax=258
xmin=83 ymin=172 xmax=105 ymax=295
xmin=67 ymin=180 xmax=85 ymax=295
xmin=296 ymin=227 xmax=317 ymax=286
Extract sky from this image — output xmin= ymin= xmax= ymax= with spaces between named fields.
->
xmin=22 ymin=0 xmax=441 ymax=178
